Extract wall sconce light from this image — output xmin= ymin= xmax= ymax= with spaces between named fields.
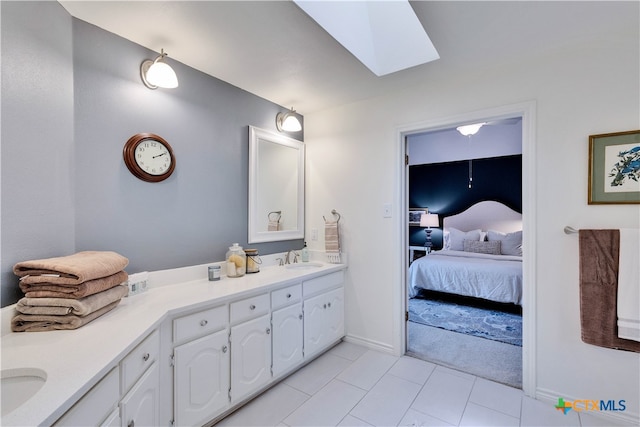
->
xmin=140 ymin=49 xmax=178 ymax=89
xmin=456 ymin=122 xmax=485 ymax=137
xmin=276 ymin=108 xmax=302 ymax=132
xmin=420 ymin=213 xmax=439 ymax=253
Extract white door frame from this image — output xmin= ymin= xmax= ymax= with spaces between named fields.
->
xmin=393 ymin=100 xmax=537 ymax=397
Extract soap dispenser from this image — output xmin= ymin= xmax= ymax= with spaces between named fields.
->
xmin=301 ymin=241 xmax=309 ymax=262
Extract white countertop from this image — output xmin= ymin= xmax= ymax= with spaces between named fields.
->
xmin=1 ymin=259 xmax=346 ymax=426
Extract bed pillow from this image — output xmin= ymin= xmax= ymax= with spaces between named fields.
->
xmin=487 ymin=230 xmax=523 ymax=256
xmin=447 ymin=228 xmax=483 ymax=251
xmin=463 ymin=239 xmax=502 ymax=255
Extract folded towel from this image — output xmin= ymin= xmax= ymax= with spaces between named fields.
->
xmin=19 ymin=270 xmax=128 ymax=299
xmin=13 ymin=251 xmax=129 ymax=285
xmin=617 ymin=228 xmax=640 ymax=342
xmin=16 ymin=285 xmax=128 ymax=316
xmin=268 ymin=220 xmax=280 ymax=231
xmin=11 ymin=300 xmax=121 ymax=332
xmin=325 ymin=219 xmax=341 ymax=263
xmin=579 ymin=229 xmax=640 ymax=352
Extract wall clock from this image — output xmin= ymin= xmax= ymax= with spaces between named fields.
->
xmin=123 ymin=133 xmax=175 ymax=182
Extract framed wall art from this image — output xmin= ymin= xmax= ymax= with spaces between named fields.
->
xmin=588 ymin=130 xmax=640 ymax=204
xmin=409 ymin=208 xmax=429 ymax=226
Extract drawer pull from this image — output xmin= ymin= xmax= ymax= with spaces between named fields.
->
xmin=200 ymin=319 xmax=208 ymax=327
xmin=222 ymin=345 xmax=228 ymax=353
xmin=266 ymin=327 xmax=271 ymax=335
xmin=249 ymin=304 xmax=256 ymax=310
xmin=298 ymin=314 xmax=303 ymax=320
xmin=142 ymin=353 xmax=150 ymax=362
xmin=286 ymin=293 xmax=292 ymax=298
xmin=128 ymin=420 xmax=135 ymax=427
xmin=323 ymin=303 xmax=327 ymax=309
xmin=327 ymin=302 xmax=332 ymax=308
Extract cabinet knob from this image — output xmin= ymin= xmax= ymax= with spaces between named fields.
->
xmin=323 ymin=304 xmax=327 ymax=309
xmin=142 ymin=353 xmax=150 ymax=362
xmin=200 ymin=319 xmax=208 ymax=326
xmin=222 ymin=345 xmax=228 ymax=353
xmin=266 ymin=327 xmax=271 ymax=335
xmin=286 ymin=293 xmax=292 ymax=298
xmin=250 ymin=304 xmax=256 ymax=310
xmin=128 ymin=420 xmax=135 ymax=427
xmin=327 ymin=302 xmax=332 ymax=308
xmin=298 ymin=314 xmax=303 ymax=320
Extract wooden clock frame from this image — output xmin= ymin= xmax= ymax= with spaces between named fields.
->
xmin=123 ymin=133 xmax=176 ymax=183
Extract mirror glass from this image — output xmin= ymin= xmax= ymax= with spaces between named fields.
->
xmin=249 ymin=126 xmax=304 ymax=243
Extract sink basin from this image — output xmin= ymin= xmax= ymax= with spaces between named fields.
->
xmin=285 ymin=262 xmax=323 ymax=270
xmin=1 ymin=368 xmax=47 ymax=416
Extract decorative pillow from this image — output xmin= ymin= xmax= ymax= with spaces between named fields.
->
xmin=447 ymin=228 xmax=482 ymax=251
xmin=487 ymin=230 xmax=523 ymax=256
xmin=463 ymin=239 xmax=502 ymax=255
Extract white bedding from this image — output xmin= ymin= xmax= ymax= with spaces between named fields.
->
xmin=408 ymin=250 xmax=523 ymax=305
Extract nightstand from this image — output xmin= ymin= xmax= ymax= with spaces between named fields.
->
xmin=409 ymin=246 xmax=429 ymax=264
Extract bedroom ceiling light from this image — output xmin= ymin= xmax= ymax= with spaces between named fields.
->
xmin=420 ymin=213 xmax=439 ymax=253
xmin=276 ymin=108 xmax=302 ymax=132
xmin=456 ymin=123 xmax=486 ymax=137
xmin=140 ymin=49 xmax=178 ymax=89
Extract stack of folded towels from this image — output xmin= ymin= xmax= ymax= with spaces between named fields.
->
xmin=11 ymin=251 xmax=129 ymax=332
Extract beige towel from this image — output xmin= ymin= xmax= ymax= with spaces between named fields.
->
xmin=16 ymin=285 xmax=128 ymax=316
xmin=13 ymin=251 xmax=129 ymax=285
xmin=268 ymin=220 xmax=280 ymax=231
xmin=325 ymin=219 xmax=341 ymax=263
xmin=11 ymin=300 xmax=121 ymax=332
xmin=20 ymin=270 xmax=128 ymax=299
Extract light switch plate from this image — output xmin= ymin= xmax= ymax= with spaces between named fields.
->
xmin=383 ymin=203 xmax=392 ymax=218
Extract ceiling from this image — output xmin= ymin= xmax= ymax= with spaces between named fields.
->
xmin=58 ymin=1 xmax=635 ymax=115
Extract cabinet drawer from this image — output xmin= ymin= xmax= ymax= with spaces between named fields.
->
xmin=303 ymin=270 xmax=344 ymax=297
xmin=173 ymin=304 xmax=228 ymax=343
xmin=230 ymin=293 xmax=269 ymax=324
xmin=120 ymin=330 xmax=159 ymax=395
xmin=54 ymin=367 xmax=119 ymax=426
xmin=271 ymin=284 xmax=302 ymax=310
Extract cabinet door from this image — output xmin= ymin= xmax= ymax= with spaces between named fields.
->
xmin=324 ymin=287 xmax=345 ymax=345
xmin=303 ymin=292 xmax=329 ymax=357
xmin=120 ymin=362 xmax=159 ymax=427
xmin=230 ymin=314 xmax=271 ymax=403
xmin=272 ymin=303 xmax=303 ymax=377
xmin=174 ymin=329 xmax=230 ymax=427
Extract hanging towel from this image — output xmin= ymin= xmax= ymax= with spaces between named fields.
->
xmin=19 ymin=270 xmax=128 ymax=299
xmin=16 ymin=285 xmax=128 ymax=316
xmin=578 ymin=229 xmax=640 ymax=352
xmin=268 ymin=212 xmax=281 ymax=231
xmin=325 ymin=219 xmax=341 ymax=263
xmin=13 ymin=251 xmax=129 ymax=285
xmin=617 ymin=228 xmax=640 ymax=342
xmin=11 ymin=300 xmax=121 ymax=332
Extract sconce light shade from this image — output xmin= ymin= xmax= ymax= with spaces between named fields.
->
xmin=420 ymin=213 xmax=439 ymax=228
xmin=456 ymin=122 xmax=485 ymax=137
xmin=276 ymin=108 xmax=302 ymax=132
xmin=141 ymin=49 xmax=178 ymax=89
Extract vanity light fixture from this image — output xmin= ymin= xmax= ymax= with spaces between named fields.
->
xmin=456 ymin=122 xmax=485 ymax=137
xmin=276 ymin=108 xmax=302 ymax=132
xmin=420 ymin=213 xmax=439 ymax=253
xmin=140 ymin=49 xmax=178 ymax=89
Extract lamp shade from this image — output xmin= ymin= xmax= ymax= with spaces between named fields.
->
xmin=420 ymin=213 xmax=439 ymax=227
xmin=456 ymin=123 xmax=485 ymax=136
xmin=145 ymin=61 xmax=178 ymax=88
xmin=276 ymin=109 xmax=302 ymax=132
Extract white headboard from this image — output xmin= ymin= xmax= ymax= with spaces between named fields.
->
xmin=443 ymin=201 xmax=522 ymax=233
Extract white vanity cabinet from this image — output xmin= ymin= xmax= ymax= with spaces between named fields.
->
xmin=230 ymin=294 xmax=272 ymax=403
xmin=303 ymin=271 xmax=345 ymax=358
xmin=271 ymin=284 xmax=303 ymax=377
xmin=172 ymin=305 xmax=229 ymax=427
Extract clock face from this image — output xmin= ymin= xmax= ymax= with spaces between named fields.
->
xmin=123 ymin=133 xmax=175 ymax=182
xmin=134 ymin=140 xmax=172 ymax=176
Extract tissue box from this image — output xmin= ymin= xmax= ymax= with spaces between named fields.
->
xmin=127 ymin=271 xmax=149 ymax=296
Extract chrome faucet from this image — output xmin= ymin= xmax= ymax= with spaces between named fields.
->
xmin=284 ymin=250 xmax=299 ymax=264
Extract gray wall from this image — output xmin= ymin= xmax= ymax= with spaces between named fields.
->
xmin=1 ymin=1 xmax=303 ymax=306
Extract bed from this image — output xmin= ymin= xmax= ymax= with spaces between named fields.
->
xmin=408 ymin=201 xmax=523 ymax=305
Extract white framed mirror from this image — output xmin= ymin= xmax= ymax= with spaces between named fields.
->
xmin=248 ymin=126 xmax=305 ymax=243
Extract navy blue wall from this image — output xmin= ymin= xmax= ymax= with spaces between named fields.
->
xmin=409 ymin=155 xmax=522 ymax=248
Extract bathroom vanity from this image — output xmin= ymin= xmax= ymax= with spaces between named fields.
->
xmin=0 ymin=261 xmax=346 ymax=427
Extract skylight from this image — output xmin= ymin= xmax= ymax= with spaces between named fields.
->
xmin=294 ymin=0 xmax=439 ymax=76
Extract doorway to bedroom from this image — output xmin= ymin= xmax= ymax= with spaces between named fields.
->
xmin=402 ymin=112 xmax=527 ymax=389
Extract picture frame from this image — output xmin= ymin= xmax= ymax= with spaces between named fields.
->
xmin=588 ymin=130 xmax=640 ymax=204
xmin=409 ymin=208 xmax=429 ymax=226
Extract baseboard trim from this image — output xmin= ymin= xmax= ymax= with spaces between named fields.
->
xmin=343 ymin=334 xmax=395 ymax=355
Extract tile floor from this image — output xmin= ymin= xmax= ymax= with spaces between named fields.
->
xmin=215 ymin=341 xmax=633 ymax=427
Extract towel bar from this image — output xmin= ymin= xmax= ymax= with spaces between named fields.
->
xmin=323 ymin=209 xmax=341 ymax=223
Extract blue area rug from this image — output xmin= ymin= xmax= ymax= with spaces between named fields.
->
xmin=408 ymin=297 xmax=522 ymax=346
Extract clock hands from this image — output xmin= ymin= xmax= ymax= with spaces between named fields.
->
xmin=153 ymin=152 xmax=168 ymax=159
